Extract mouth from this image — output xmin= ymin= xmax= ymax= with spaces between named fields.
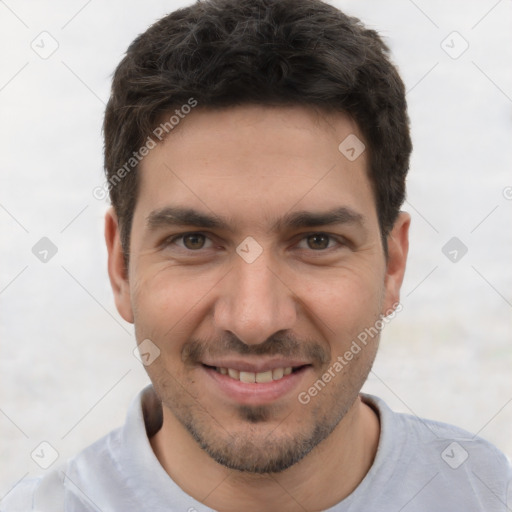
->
xmin=203 ymin=364 xmax=309 ymax=383
xmin=200 ymin=362 xmax=312 ymax=405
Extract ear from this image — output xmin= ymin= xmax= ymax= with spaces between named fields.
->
xmin=105 ymin=208 xmax=134 ymax=323
xmin=382 ymin=212 xmax=410 ymax=314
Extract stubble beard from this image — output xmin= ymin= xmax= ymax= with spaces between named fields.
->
xmin=152 ymin=352 xmax=376 ymax=474
xmin=142 ymin=323 xmax=381 ymax=474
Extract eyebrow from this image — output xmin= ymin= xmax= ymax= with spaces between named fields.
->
xmin=273 ymin=207 xmax=364 ymax=231
xmin=145 ymin=206 xmax=365 ymax=233
xmin=147 ymin=207 xmax=230 ymax=231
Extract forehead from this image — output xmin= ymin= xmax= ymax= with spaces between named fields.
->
xmin=134 ymin=105 xmax=377 ymax=233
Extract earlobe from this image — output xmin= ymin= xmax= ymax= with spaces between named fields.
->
xmin=382 ymin=212 xmax=410 ymax=314
xmin=105 ymin=208 xmax=134 ymax=324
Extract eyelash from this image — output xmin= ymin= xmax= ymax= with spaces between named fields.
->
xmin=162 ymin=232 xmax=347 ymax=253
xmin=164 ymin=232 xmax=216 ymax=251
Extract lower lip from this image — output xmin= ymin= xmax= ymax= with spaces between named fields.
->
xmin=202 ymin=365 xmax=311 ymax=405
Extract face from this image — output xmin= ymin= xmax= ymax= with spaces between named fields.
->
xmin=106 ymin=105 xmax=409 ymax=473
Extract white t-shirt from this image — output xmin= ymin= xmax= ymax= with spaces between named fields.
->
xmin=2 ymin=385 xmax=511 ymax=511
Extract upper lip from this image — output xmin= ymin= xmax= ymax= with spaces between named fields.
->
xmin=201 ymin=358 xmax=311 ymax=373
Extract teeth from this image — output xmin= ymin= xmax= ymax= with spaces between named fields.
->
xmin=256 ymin=370 xmax=273 ymax=383
xmin=228 ymin=368 xmax=240 ymax=379
xmin=272 ymin=367 xmax=284 ymax=380
xmin=215 ymin=366 xmax=295 ymax=382
xmin=239 ymin=371 xmax=255 ymax=383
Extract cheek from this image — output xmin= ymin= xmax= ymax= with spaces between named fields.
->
xmin=131 ymin=267 xmax=213 ymax=343
xmin=299 ymin=265 xmax=385 ymax=339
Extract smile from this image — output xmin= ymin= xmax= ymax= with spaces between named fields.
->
xmin=213 ymin=366 xmax=294 ymax=383
xmin=200 ymin=362 xmax=312 ymax=404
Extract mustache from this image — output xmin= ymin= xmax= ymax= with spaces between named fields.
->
xmin=182 ymin=331 xmax=330 ymax=366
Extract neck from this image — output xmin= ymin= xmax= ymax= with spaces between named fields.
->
xmin=150 ymin=395 xmax=380 ymax=512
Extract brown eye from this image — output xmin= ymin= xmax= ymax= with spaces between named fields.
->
xmin=183 ymin=233 xmax=206 ymax=250
xmin=306 ymin=234 xmax=331 ymax=250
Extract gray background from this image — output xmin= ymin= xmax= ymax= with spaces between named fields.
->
xmin=1 ymin=0 xmax=511 ymax=496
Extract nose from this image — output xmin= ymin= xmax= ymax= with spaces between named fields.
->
xmin=214 ymin=253 xmax=297 ymax=346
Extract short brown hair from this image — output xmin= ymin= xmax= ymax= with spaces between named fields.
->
xmin=103 ymin=0 xmax=412 ymax=261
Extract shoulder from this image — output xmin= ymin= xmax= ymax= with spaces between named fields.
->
xmin=1 ymin=466 xmax=64 ymax=512
xmin=1 ymin=387 xmax=159 ymax=512
xmin=394 ymin=401 xmax=510 ymax=471
xmin=363 ymin=392 xmax=510 ymax=463
xmin=359 ymin=393 xmax=512 ymax=510
xmin=1 ymin=427 xmax=123 ymax=512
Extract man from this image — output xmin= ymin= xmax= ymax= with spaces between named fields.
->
xmin=3 ymin=0 xmax=510 ymax=510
